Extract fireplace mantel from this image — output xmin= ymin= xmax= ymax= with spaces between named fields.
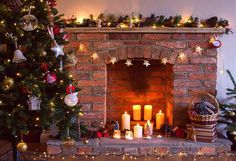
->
xmin=66 ymin=27 xmax=225 ymax=34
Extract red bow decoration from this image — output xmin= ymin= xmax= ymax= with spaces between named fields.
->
xmin=66 ymin=84 xmax=76 ymax=94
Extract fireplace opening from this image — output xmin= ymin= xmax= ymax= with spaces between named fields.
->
xmin=107 ymin=59 xmax=173 ymax=127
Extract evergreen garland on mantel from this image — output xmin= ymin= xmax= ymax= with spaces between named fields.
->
xmin=66 ymin=13 xmax=232 ymax=34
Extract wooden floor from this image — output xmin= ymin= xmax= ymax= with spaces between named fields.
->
xmin=47 ymin=154 xmax=236 ymax=161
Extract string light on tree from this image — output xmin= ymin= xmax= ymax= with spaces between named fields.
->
xmin=161 ymin=57 xmax=168 ymax=65
xmin=125 ymin=59 xmax=132 ymax=67
xmin=195 ymin=45 xmax=203 ymax=53
xmin=143 ymin=60 xmax=150 ymax=67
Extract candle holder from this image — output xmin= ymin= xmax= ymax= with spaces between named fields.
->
xmin=125 ymin=131 xmax=134 ymax=140
xmin=113 ymin=130 xmax=121 ymax=139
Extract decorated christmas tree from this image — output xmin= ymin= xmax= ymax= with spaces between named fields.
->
xmin=220 ymin=70 xmax=236 ymax=138
xmin=0 ymin=0 xmax=82 ymax=145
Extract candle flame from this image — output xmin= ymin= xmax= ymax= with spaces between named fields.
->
xmin=159 ymin=110 xmax=162 ymax=113
xmin=137 ymin=123 xmax=140 ymax=126
xmin=147 ymin=120 xmax=150 ymax=124
xmin=125 ymin=111 xmax=127 ymax=114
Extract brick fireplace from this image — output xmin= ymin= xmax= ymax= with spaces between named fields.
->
xmin=66 ymin=28 xmax=224 ymax=128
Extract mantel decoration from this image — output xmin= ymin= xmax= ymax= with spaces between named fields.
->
xmin=65 ymin=13 xmax=232 ymax=34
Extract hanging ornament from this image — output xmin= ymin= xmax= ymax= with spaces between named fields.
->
xmin=59 ymin=59 xmax=63 ymax=72
xmin=209 ymin=35 xmax=222 ymax=48
xmin=91 ymin=52 xmax=98 ymax=60
xmin=50 ymin=122 xmax=59 ymax=137
xmin=19 ymin=7 xmax=38 ymax=31
xmin=125 ymin=59 xmax=133 ymax=67
xmin=6 ymin=33 xmax=27 ymax=63
xmin=27 ymin=95 xmax=42 ymax=111
xmin=143 ymin=60 xmax=150 ymax=67
xmin=194 ymin=45 xmax=203 ymax=53
xmin=48 ymin=27 xmax=65 ymax=57
xmin=229 ymin=111 xmax=235 ymax=117
xmin=45 ymin=71 xmax=57 ymax=84
xmin=2 ymin=77 xmax=14 ymax=91
xmin=161 ymin=57 xmax=168 ymax=65
xmin=3 ymin=0 xmax=23 ymax=10
xmin=40 ymin=49 xmax=47 ymax=57
xmin=17 ymin=140 xmax=28 ymax=152
xmin=109 ymin=57 xmax=117 ymax=64
xmin=64 ymin=92 xmax=79 ymax=107
xmin=230 ymin=131 xmax=236 ymax=136
xmin=66 ymin=84 xmax=76 ymax=94
xmin=67 ymin=54 xmax=78 ymax=66
xmin=51 ymin=42 xmax=64 ymax=57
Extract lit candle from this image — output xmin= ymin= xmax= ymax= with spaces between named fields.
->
xmin=133 ymin=105 xmax=141 ymax=121
xmin=122 ymin=112 xmax=130 ymax=130
xmin=144 ymin=105 xmax=152 ymax=121
xmin=125 ymin=131 xmax=133 ymax=140
xmin=144 ymin=120 xmax=153 ymax=136
xmin=134 ymin=124 xmax=143 ymax=138
xmin=113 ymin=130 xmax=121 ymax=139
xmin=156 ymin=110 xmax=165 ymax=130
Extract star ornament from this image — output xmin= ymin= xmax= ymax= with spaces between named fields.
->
xmin=109 ymin=57 xmax=117 ymax=64
xmin=143 ymin=60 xmax=150 ymax=67
xmin=125 ymin=59 xmax=132 ymax=67
xmin=51 ymin=43 xmax=64 ymax=57
xmin=195 ymin=45 xmax=203 ymax=53
xmin=178 ymin=52 xmax=186 ymax=60
xmin=91 ymin=52 xmax=98 ymax=60
xmin=161 ymin=57 xmax=168 ymax=65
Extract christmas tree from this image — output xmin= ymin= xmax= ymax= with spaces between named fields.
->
xmin=220 ymin=70 xmax=236 ymax=133
xmin=0 ymin=0 xmax=82 ymax=142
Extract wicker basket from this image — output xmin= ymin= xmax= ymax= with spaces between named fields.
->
xmin=188 ymin=92 xmax=220 ymax=126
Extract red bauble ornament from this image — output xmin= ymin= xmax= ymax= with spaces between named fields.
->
xmin=66 ymin=85 xmax=76 ymax=94
xmin=173 ymin=126 xmax=186 ymax=138
xmin=45 ymin=71 xmax=57 ymax=84
xmin=53 ymin=25 xmax=60 ymax=35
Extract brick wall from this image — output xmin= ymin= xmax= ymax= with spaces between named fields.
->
xmin=66 ymin=31 xmax=217 ymax=127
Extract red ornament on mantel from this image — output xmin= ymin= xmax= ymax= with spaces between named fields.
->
xmin=209 ymin=35 xmax=222 ymax=48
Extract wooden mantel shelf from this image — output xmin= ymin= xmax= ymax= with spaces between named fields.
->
xmin=66 ymin=27 xmax=225 ymax=34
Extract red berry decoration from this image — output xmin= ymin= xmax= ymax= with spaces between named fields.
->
xmin=45 ymin=71 xmax=57 ymax=84
xmin=41 ymin=63 xmax=48 ymax=71
xmin=66 ymin=84 xmax=76 ymax=94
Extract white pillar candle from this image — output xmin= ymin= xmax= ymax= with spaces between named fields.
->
xmin=122 ymin=112 xmax=130 ymax=130
xmin=144 ymin=120 xmax=153 ymax=135
xmin=144 ymin=105 xmax=153 ymax=121
xmin=133 ymin=105 xmax=141 ymax=121
xmin=156 ymin=110 xmax=165 ymax=130
xmin=134 ymin=124 xmax=143 ymax=138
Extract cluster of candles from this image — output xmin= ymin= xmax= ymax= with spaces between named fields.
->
xmin=113 ymin=105 xmax=165 ymax=139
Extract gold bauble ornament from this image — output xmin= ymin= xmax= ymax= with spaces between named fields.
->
xmin=16 ymin=141 xmax=28 ymax=152
xmin=2 ymin=77 xmax=14 ymax=91
xmin=83 ymin=137 xmax=89 ymax=145
xmin=229 ymin=111 xmax=235 ymax=117
xmin=230 ymin=131 xmax=236 ymax=136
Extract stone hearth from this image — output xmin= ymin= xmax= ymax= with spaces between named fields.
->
xmin=66 ymin=27 xmax=225 ymax=128
xmin=47 ymin=137 xmax=232 ymax=156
